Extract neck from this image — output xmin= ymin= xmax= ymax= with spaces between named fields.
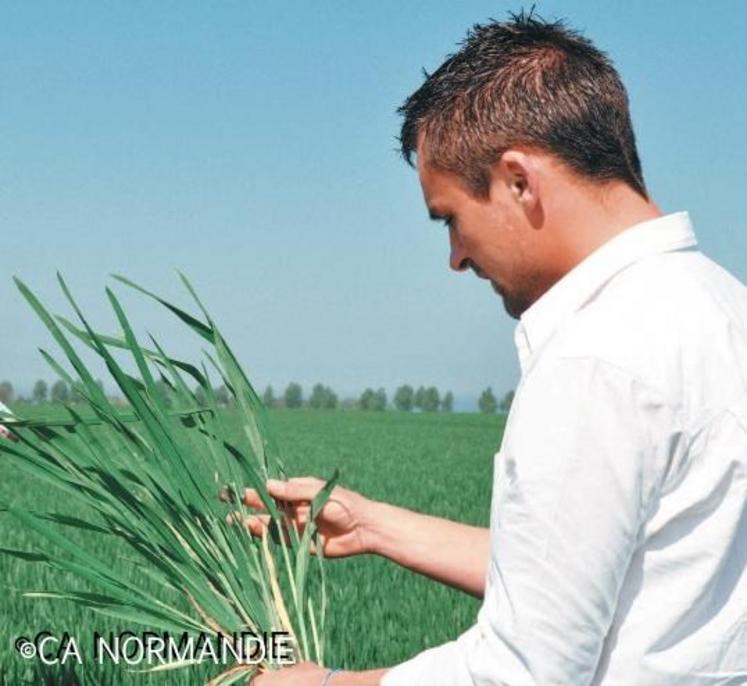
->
xmin=549 ymin=181 xmax=662 ymax=275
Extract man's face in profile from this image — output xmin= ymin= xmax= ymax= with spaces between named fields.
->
xmin=417 ymin=150 xmax=545 ymax=319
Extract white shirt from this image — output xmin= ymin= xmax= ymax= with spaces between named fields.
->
xmin=382 ymin=212 xmax=747 ymax=685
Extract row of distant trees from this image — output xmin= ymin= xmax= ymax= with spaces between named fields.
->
xmin=0 ymin=379 xmax=233 ymax=408
xmin=0 ymin=379 xmax=514 ymax=414
xmin=263 ymin=383 xmax=339 ymax=410
xmin=263 ymin=383 xmax=514 ymax=414
xmin=479 ymin=387 xmax=514 ymax=414
xmin=261 ymin=383 xmax=453 ymax=412
xmin=0 ymin=379 xmax=98 ymax=405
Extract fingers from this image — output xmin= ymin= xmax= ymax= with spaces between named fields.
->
xmin=241 ymin=487 xmax=266 ymax=509
xmin=226 ymin=511 xmax=299 ymax=547
xmin=220 ymin=477 xmax=327 ymax=537
xmin=238 ymin=477 xmax=325 ymax=509
xmin=266 ymin=477 xmax=325 ymax=503
xmin=226 ymin=505 xmax=311 ymax=530
xmin=220 ymin=484 xmax=279 ymax=509
xmin=226 ymin=511 xmax=271 ymax=536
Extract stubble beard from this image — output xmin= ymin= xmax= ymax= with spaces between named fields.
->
xmin=492 ymin=275 xmax=540 ymax=320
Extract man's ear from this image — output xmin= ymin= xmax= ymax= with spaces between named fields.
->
xmin=493 ymin=149 xmax=543 ymax=227
xmin=499 ymin=150 xmax=539 ymax=206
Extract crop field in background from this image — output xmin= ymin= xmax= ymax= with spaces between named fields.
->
xmin=0 ymin=408 xmax=505 ymax=685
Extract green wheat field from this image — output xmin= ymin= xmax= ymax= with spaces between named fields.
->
xmin=0 ymin=408 xmax=504 ymax=685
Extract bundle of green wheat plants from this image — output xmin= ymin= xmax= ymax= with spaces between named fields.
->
xmin=0 ymin=273 xmax=337 ymax=685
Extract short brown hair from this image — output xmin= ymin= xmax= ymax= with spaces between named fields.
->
xmin=398 ymin=10 xmax=647 ymax=198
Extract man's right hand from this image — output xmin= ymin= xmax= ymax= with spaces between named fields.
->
xmin=224 ymin=475 xmax=491 ymax=598
xmin=226 ymin=477 xmax=377 ymax=559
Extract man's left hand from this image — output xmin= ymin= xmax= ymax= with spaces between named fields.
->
xmin=0 ymin=424 xmax=17 ymax=442
xmin=253 ymin=662 xmax=333 ymax=685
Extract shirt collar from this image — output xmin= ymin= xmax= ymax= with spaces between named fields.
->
xmin=514 ymin=211 xmax=698 ymax=373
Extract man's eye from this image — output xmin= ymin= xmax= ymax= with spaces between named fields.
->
xmin=441 ymin=216 xmax=454 ymax=229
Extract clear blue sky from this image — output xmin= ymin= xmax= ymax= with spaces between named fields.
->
xmin=2 ymin=1 xmax=746 ymax=407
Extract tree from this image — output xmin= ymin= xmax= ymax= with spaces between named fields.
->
xmin=50 ymin=380 xmax=69 ymax=404
xmin=421 ymin=386 xmax=441 ymax=412
xmin=413 ymin=386 xmax=426 ymax=411
xmin=359 ymin=388 xmax=375 ymax=410
xmin=499 ymin=389 xmax=515 ymax=413
xmin=309 ymin=383 xmax=337 ymax=410
xmin=393 ymin=385 xmax=414 ymax=411
xmin=194 ymin=384 xmax=208 ymax=406
xmin=215 ymin=385 xmax=230 ymax=406
xmin=309 ymin=383 xmax=326 ymax=409
xmin=372 ymin=387 xmax=387 ymax=411
xmin=154 ymin=379 xmax=173 ymax=409
xmin=359 ymin=387 xmax=385 ymax=411
xmin=441 ymin=391 xmax=454 ymax=412
xmin=32 ymin=380 xmax=48 ymax=404
xmin=323 ymin=386 xmax=338 ymax=409
xmin=478 ymin=387 xmax=498 ymax=414
xmin=284 ymin=382 xmax=303 ymax=409
xmin=0 ymin=381 xmax=13 ymax=405
xmin=263 ymin=385 xmax=275 ymax=408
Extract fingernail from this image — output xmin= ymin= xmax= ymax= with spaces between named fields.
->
xmin=266 ymin=479 xmax=283 ymax=491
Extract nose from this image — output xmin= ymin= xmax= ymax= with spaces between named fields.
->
xmin=449 ymin=227 xmax=469 ymax=272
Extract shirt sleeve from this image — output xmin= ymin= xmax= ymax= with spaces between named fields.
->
xmin=382 ymin=356 xmax=680 ymax=686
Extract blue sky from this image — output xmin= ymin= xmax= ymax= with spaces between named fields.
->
xmin=2 ymin=1 xmax=746 ymax=407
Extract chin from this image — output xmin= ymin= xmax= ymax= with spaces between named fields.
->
xmin=492 ymin=282 xmax=527 ymax=319
xmin=501 ymin=299 xmax=524 ymax=320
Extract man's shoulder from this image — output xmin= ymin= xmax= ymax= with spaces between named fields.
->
xmin=546 ymin=249 xmax=746 ymax=411
xmin=581 ymin=248 xmax=745 ymax=333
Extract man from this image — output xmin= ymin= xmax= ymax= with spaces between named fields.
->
xmin=248 ymin=12 xmax=747 ymax=685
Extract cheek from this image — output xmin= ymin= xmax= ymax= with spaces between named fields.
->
xmin=459 ymin=215 xmax=496 ymax=256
